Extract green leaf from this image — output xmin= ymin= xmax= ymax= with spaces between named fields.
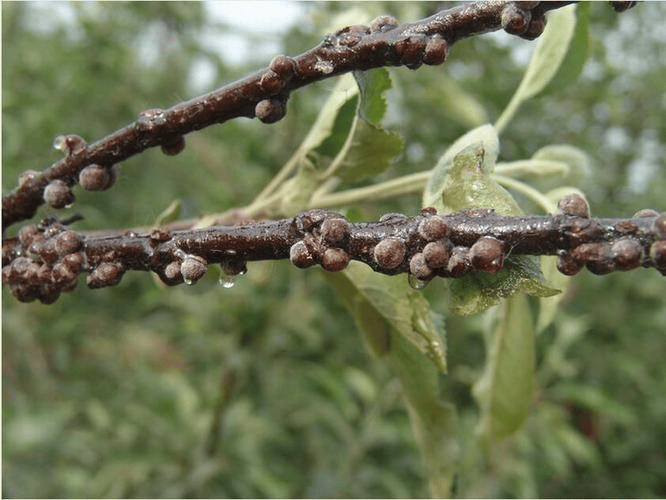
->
xmin=388 ymin=331 xmax=459 ymax=498
xmin=314 ymin=93 xmax=359 ymax=158
xmin=278 ymin=160 xmax=318 ymax=215
xmin=336 ymin=120 xmax=403 ymax=182
xmin=473 ymin=294 xmax=535 ymax=445
xmin=353 ymin=68 xmax=392 ymax=124
xmin=302 ymin=73 xmax=359 ymax=156
xmin=544 ymin=2 xmax=590 ymax=95
xmin=153 ymin=199 xmax=181 ymax=227
xmin=424 ymin=73 xmax=489 ymax=129
xmin=495 ymin=5 xmax=577 ymax=132
xmin=449 ymin=256 xmax=560 ymax=317
xmin=326 ymin=260 xmax=447 ymax=373
xmin=532 ymin=144 xmax=590 ymax=189
xmin=423 ymin=124 xmax=501 ymax=210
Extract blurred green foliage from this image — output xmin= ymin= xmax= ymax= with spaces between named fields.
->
xmin=3 ymin=2 xmax=665 ymax=498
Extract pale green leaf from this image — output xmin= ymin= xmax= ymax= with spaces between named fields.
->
xmin=388 ymin=331 xmax=459 ymax=498
xmin=495 ymin=6 xmax=577 ymax=132
xmin=301 ymin=74 xmax=359 ymax=155
xmin=153 ymin=199 xmax=181 ymax=227
xmin=473 ymin=294 xmax=535 ymax=445
xmin=336 ymin=121 xmax=403 ymax=182
xmin=449 ymin=256 xmax=560 ymax=316
xmin=423 ymin=124 xmax=501 ymax=209
xmin=326 ymin=260 xmax=447 ymax=373
xmin=353 ymin=68 xmax=392 ymax=124
xmin=545 ymin=2 xmax=590 ymax=95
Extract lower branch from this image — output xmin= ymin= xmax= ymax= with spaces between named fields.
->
xmin=3 ymin=194 xmax=665 ymax=304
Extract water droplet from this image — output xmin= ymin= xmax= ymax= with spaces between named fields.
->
xmin=53 ymin=135 xmax=67 ymax=151
xmin=184 ymin=277 xmax=194 ymax=286
xmin=218 ymin=274 xmax=235 ymax=289
xmin=408 ymin=274 xmax=429 ymax=290
xmin=314 ymin=58 xmax=334 ymax=74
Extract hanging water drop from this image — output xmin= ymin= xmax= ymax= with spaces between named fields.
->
xmin=184 ymin=277 xmax=194 ymax=286
xmin=408 ymin=274 xmax=429 ymax=290
xmin=218 ymin=274 xmax=236 ymax=289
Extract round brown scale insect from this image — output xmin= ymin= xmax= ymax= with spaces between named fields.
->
xmin=652 ymin=214 xmax=666 ymax=240
xmin=633 ymin=208 xmax=659 ymax=218
xmin=423 ymin=35 xmax=448 ymax=66
xmin=55 ymin=231 xmax=83 ymax=256
xmin=12 ymin=283 xmax=38 ymax=303
xmin=396 ymin=35 xmax=427 ymax=70
xmin=87 ymin=262 xmax=124 ymax=289
xmin=501 ymin=3 xmax=531 ymax=35
xmin=321 ymin=248 xmax=349 ymax=272
xmin=53 ymin=134 xmax=87 ymax=155
xmin=447 ymin=247 xmax=470 ymax=277
xmin=161 ymin=136 xmax=186 ymax=156
xmin=409 ymin=253 xmax=434 ymax=281
xmin=418 ymin=216 xmax=448 ymax=241
xmin=373 ymin=238 xmax=406 ymax=270
xmin=290 ymin=241 xmax=316 ymax=268
xmin=573 ymin=243 xmax=613 ymax=275
xmin=610 ymin=238 xmax=642 ymax=271
xmin=43 ymin=180 xmax=74 ymax=209
xmin=558 ymin=193 xmax=590 ymax=218
xmin=469 ymin=236 xmax=505 ymax=273
xmin=255 ymin=99 xmax=286 ymax=124
xmin=320 ymin=218 xmax=349 ymax=246
xmin=79 ymin=164 xmax=115 ymax=191
xmin=52 ymin=262 xmax=76 ymax=285
xmin=423 ymin=241 xmax=450 ymax=269
xmin=369 ymin=15 xmax=398 ymax=33
xmin=557 ymin=251 xmax=583 ymax=276
xmin=269 ymin=55 xmax=296 ymax=80
xmin=162 ymin=261 xmax=183 ymax=284
xmin=521 ymin=17 xmax=546 ymax=40
xmin=18 ymin=225 xmax=40 ymax=249
xmin=180 ymin=255 xmax=207 ymax=284
xmin=18 ymin=170 xmax=39 ymax=187
xmin=259 ymin=70 xmax=284 ymax=95
xmin=38 ymin=285 xmax=61 ymax=305
xmin=35 ymin=240 xmax=58 ymax=264
xmin=62 ymin=253 xmax=84 ymax=273
xmin=650 ymin=241 xmax=666 ymax=271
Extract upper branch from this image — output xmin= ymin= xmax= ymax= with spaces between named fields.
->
xmin=2 ymin=1 xmax=579 ymax=230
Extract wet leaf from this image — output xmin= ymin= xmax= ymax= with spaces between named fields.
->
xmin=327 ymin=261 xmax=447 ymax=373
xmin=473 ymin=294 xmax=535 ymax=445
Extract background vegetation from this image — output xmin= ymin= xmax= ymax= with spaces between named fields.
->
xmin=3 ymin=2 xmax=665 ymax=497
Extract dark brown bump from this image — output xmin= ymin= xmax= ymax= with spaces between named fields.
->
xmin=55 ymin=231 xmax=83 ymax=256
xmin=79 ymin=164 xmax=115 ymax=191
xmin=320 ymin=218 xmax=349 ymax=246
xmin=290 ymin=241 xmax=316 ymax=269
xmin=447 ymin=247 xmax=470 ymax=277
xmin=369 ymin=15 xmax=398 ymax=33
xmin=87 ymin=262 xmax=124 ymax=289
xmin=423 ymin=35 xmax=448 ymax=66
xmin=373 ymin=238 xmax=406 ymax=270
xmin=44 ymin=180 xmax=75 ymax=209
xmin=161 ymin=136 xmax=186 ymax=156
xmin=423 ymin=241 xmax=450 ymax=269
xmin=650 ymin=241 xmax=666 ymax=271
xmin=652 ymin=214 xmax=666 ymax=240
xmin=610 ymin=238 xmax=642 ymax=271
xmin=321 ymin=248 xmax=349 ymax=272
xmin=180 ymin=255 xmax=207 ymax=283
xmin=634 ymin=209 xmax=659 ymax=218
xmin=409 ymin=253 xmax=434 ymax=281
xmin=62 ymin=253 xmax=84 ymax=273
xmin=502 ymin=3 xmax=531 ymax=35
xmin=269 ymin=55 xmax=296 ymax=80
xmin=558 ymin=193 xmax=590 ymax=218
xmin=469 ymin=236 xmax=504 ymax=273
xmin=18 ymin=225 xmax=40 ymax=248
xmin=259 ymin=70 xmax=284 ymax=95
xmin=396 ymin=35 xmax=427 ymax=70
xmin=614 ymin=220 xmax=639 ymax=235
xmin=255 ymin=99 xmax=286 ymax=124
xmin=521 ymin=17 xmax=546 ymax=40
xmin=557 ymin=251 xmax=584 ymax=276
xmin=418 ymin=216 xmax=449 ymax=241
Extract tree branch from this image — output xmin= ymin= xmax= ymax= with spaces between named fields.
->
xmin=3 ymin=194 xmax=665 ymax=304
xmin=2 ymin=0 xmax=575 ymax=230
